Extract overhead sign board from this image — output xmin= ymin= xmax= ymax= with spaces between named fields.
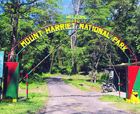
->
xmin=65 ymin=15 xmax=89 ymax=20
xmin=19 ymin=22 xmax=128 ymax=52
xmin=0 ymin=51 xmax=4 ymax=78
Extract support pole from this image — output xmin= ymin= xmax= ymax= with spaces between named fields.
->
xmin=118 ymin=76 xmax=121 ymax=99
xmin=26 ymin=74 xmax=28 ymax=99
xmin=0 ymin=78 xmax=2 ymax=101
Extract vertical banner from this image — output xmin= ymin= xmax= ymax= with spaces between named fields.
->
xmin=126 ymin=66 xmax=140 ymax=99
xmin=0 ymin=51 xmax=4 ymax=78
xmin=3 ymin=62 xmax=19 ymax=102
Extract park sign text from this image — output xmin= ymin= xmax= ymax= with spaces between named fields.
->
xmin=0 ymin=51 xmax=4 ymax=78
xmin=65 ymin=15 xmax=89 ymax=20
xmin=20 ymin=22 xmax=128 ymax=52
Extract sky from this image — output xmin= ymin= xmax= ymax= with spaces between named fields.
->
xmin=60 ymin=0 xmax=73 ymax=15
xmin=0 ymin=0 xmax=73 ymax=14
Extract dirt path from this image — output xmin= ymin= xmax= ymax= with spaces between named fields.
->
xmin=38 ymin=76 xmax=129 ymax=114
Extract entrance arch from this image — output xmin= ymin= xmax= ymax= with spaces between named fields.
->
xmin=8 ymin=22 xmax=137 ymax=66
xmin=4 ymin=22 xmax=140 ymax=103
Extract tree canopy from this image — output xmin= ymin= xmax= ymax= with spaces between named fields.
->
xmin=0 ymin=0 xmax=140 ymax=83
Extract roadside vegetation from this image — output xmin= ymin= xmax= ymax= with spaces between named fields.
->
xmin=99 ymin=95 xmax=140 ymax=114
xmin=0 ymin=73 xmax=51 ymax=114
xmin=99 ymin=95 xmax=125 ymax=102
xmin=62 ymin=75 xmax=102 ymax=92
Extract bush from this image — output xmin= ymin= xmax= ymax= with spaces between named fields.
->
xmin=98 ymin=72 xmax=109 ymax=82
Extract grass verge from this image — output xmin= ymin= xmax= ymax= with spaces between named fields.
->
xmin=99 ymin=95 xmax=125 ymax=102
xmin=0 ymin=73 xmax=50 ymax=114
xmin=62 ymin=75 xmax=102 ymax=92
xmin=99 ymin=95 xmax=140 ymax=114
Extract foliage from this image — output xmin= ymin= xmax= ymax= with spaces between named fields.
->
xmin=97 ymin=72 xmax=110 ymax=82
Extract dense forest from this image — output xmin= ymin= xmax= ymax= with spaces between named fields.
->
xmin=0 ymin=0 xmax=140 ymax=83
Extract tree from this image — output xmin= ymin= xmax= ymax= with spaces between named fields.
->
xmin=66 ymin=0 xmax=84 ymax=74
xmin=0 ymin=0 xmax=62 ymax=77
xmin=0 ymin=0 xmax=38 ymax=61
xmin=110 ymin=0 xmax=140 ymax=63
xmin=80 ymin=0 xmax=113 ymax=82
xmin=18 ymin=0 xmax=61 ymax=77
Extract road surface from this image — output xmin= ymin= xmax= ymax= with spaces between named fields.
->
xmin=38 ymin=76 xmax=129 ymax=114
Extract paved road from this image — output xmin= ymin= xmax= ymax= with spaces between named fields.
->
xmin=38 ymin=76 xmax=130 ymax=114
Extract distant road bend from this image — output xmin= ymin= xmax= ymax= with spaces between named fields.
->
xmin=38 ymin=76 xmax=129 ymax=114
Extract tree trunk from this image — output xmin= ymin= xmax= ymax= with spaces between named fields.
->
xmin=49 ymin=53 xmax=55 ymax=74
xmin=70 ymin=0 xmax=81 ymax=74
xmin=7 ymin=0 xmax=37 ymax=61
xmin=94 ymin=70 xmax=97 ymax=83
xmin=71 ymin=35 xmax=75 ymax=73
xmin=90 ymin=69 xmax=94 ymax=83
xmin=91 ymin=48 xmax=102 ymax=83
xmin=9 ymin=0 xmax=20 ymax=61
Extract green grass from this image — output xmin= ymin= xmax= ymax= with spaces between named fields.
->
xmin=99 ymin=95 xmax=125 ymax=102
xmin=113 ymin=102 xmax=140 ymax=114
xmin=62 ymin=75 xmax=102 ymax=91
xmin=20 ymin=72 xmax=60 ymax=89
xmin=45 ymin=73 xmax=62 ymax=77
xmin=99 ymin=95 xmax=140 ymax=114
xmin=0 ymin=73 xmax=51 ymax=114
xmin=71 ymin=82 xmax=91 ymax=91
